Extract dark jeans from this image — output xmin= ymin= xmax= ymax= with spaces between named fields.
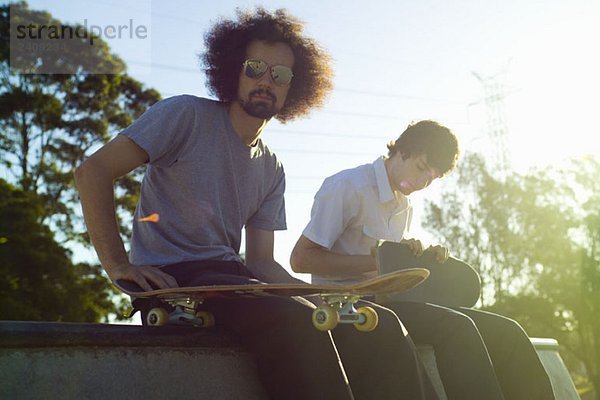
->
xmin=388 ymin=302 xmax=556 ymax=400
xmin=135 ymin=260 xmax=440 ymax=400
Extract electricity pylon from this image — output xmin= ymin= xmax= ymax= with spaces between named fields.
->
xmin=472 ymin=65 xmax=512 ymax=181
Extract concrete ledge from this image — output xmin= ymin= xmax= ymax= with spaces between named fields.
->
xmin=0 ymin=320 xmax=243 ymax=348
xmin=531 ymin=338 xmax=581 ymax=400
xmin=1 ymin=321 xmax=446 ymax=400
xmin=1 ymin=322 xmax=579 ymax=400
xmin=0 ymin=321 xmax=268 ymax=400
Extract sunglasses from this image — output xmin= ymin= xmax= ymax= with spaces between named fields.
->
xmin=242 ymin=59 xmax=294 ymax=86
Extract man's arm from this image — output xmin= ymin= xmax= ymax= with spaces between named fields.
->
xmin=74 ymin=135 xmax=178 ymax=291
xmin=290 ymin=235 xmax=376 ymax=275
xmin=291 ymin=236 xmax=448 ymax=277
xmin=245 ymin=226 xmax=304 ymax=284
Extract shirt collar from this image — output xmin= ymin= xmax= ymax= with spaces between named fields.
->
xmin=373 ymin=156 xmax=395 ymax=204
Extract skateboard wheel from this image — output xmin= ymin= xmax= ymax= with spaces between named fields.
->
xmin=312 ymin=306 xmax=339 ymax=331
xmin=195 ymin=311 xmax=215 ymax=328
xmin=147 ymin=308 xmax=169 ymax=326
xmin=355 ymin=306 xmax=378 ymax=332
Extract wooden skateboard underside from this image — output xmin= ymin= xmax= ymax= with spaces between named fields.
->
xmin=115 ymin=268 xmax=429 ymax=331
xmin=115 ymin=268 xmax=429 ymax=300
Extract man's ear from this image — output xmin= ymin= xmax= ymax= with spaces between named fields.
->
xmin=399 ymin=151 xmax=411 ymax=161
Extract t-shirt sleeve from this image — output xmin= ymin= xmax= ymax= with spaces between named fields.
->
xmin=246 ymin=164 xmax=287 ymax=231
xmin=119 ymin=95 xmax=196 ymax=167
xmin=302 ymin=176 xmax=359 ymax=249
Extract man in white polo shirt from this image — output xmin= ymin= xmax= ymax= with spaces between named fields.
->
xmin=291 ymin=120 xmax=555 ymax=400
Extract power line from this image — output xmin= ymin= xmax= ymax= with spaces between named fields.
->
xmin=127 ymin=61 xmax=201 ymax=74
xmin=125 ymin=59 xmax=468 ymax=105
xmin=266 ymin=128 xmax=389 ymax=140
xmin=274 ymin=148 xmax=376 ymax=156
xmin=82 ymin=3 xmax=471 ymax=107
xmin=322 ymin=109 xmax=403 ymax=120
xmin=335 ymin=88 xmax=465 ymax=105
xmin=91 ymin=0 xmax=201 ymax=25
xmin=320 ymin=110 xmax=471 ymax=126
xmin=287 ymin=176 xmax=324 ymax=180
xmin=157 ymin=89 xmax=471 ymax=126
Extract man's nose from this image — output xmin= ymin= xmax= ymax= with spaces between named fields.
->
xmin=257 ymin=68 xmax=274 ymax=87
xmin=420 ymin=173 xmax=432 ymax=188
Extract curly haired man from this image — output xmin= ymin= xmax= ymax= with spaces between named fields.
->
xmin=75 ymin=8 xmax=440 ymax=399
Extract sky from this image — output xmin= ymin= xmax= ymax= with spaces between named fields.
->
xmin=16 ymin=0 xmax=600 ymax=281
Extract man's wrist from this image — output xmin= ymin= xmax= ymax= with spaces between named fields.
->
xmin=102 ymin=257 xmax=131 ymax=273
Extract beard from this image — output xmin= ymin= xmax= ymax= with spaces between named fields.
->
xmin=240 ymin=89 xmax=280 ymax=119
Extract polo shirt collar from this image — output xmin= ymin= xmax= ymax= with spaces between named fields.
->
xmin=373 ymin=156 xmax=395 ymax=204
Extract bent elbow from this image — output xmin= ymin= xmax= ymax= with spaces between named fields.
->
xmin=290 ymin=247 xmax=310 ymax=274
xmin=73 ymin=162 xmax=87 ymax=190
xmin=73 ymin=159 xmax=96 ymax=190
xmin=74 ymin=158 xmax=108 ymax=191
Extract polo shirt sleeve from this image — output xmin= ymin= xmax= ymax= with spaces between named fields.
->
xmin=302 ymin=176 xmax=359 ymax=249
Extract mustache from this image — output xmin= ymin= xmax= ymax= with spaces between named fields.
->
xmin=249 ymin=89 xmax=276 ymax=102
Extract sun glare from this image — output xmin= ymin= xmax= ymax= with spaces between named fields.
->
xmin=507 ymin=14 xmax=599 ymax=171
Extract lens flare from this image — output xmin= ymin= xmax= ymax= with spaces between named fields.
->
xmin=138 ymin=213 xmax=159 ymax=223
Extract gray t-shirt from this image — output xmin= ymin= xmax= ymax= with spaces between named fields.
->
xmin=120 ymin=95 xmax=286 ymax=266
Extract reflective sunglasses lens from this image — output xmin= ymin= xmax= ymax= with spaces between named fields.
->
xmin=271 ymin=65 xmax=293 ymax=85
xmin=244 ymin=60 xmax=267 ymax=78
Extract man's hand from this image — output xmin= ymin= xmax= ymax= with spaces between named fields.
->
xmin=401 ymin=238 xmax=425 ymax=257
xmin=402 ymin=239 xmax=449 ymax=263
xmin=107 ymin=263 xmax=179 ymax=291
xmin=427 ymin=244 xmax=449 ymax=263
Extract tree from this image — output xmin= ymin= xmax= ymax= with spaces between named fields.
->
xmin=0 ymin=2 xmax=161 ymax=322
xmin=0 ymin=2 xmax=161 ymax=244
xmin=424 ymin=152 xmax=599 ymax=396
xmin=0 ymin=179 xmax=126 ymax=322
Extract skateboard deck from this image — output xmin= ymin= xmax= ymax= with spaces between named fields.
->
xmin=374 ymin=240 xmax=481 ymax=307
xmin=115 ymin=268 xmax=429 ymax=331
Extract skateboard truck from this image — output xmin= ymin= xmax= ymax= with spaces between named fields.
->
xmin=312 ymin=294 xmax=378 ymax=332
xmin=146 ymin=297 xmax=215 ymax=328
xmin=146 ymin=294 xmax=378 ymax=331
xmin=116 ymin=268 xmax=429 ymax=331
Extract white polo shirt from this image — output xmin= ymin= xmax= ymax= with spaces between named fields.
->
xmin=303 ymin=156 xmax=412 ymax=284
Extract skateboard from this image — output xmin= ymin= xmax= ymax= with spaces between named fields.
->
xmin=114 ymin=268 xmax=429 ymax=332
xmin=374 ymin=240 xmax=481 ymax=307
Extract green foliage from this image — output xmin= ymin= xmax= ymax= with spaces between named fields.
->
xmin=424 ymin=152 xmax=600 ymax=396
xmin=0 ymin=179 xmax=127 ymax=322
xmin=0 ymin=2 xmax=161 ymax=244
xmin=0 ymin=2 xmax=161 ymax=322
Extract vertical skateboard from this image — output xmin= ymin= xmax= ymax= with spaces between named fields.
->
xmin=374 ymin=240 xmax=481 ymax=307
